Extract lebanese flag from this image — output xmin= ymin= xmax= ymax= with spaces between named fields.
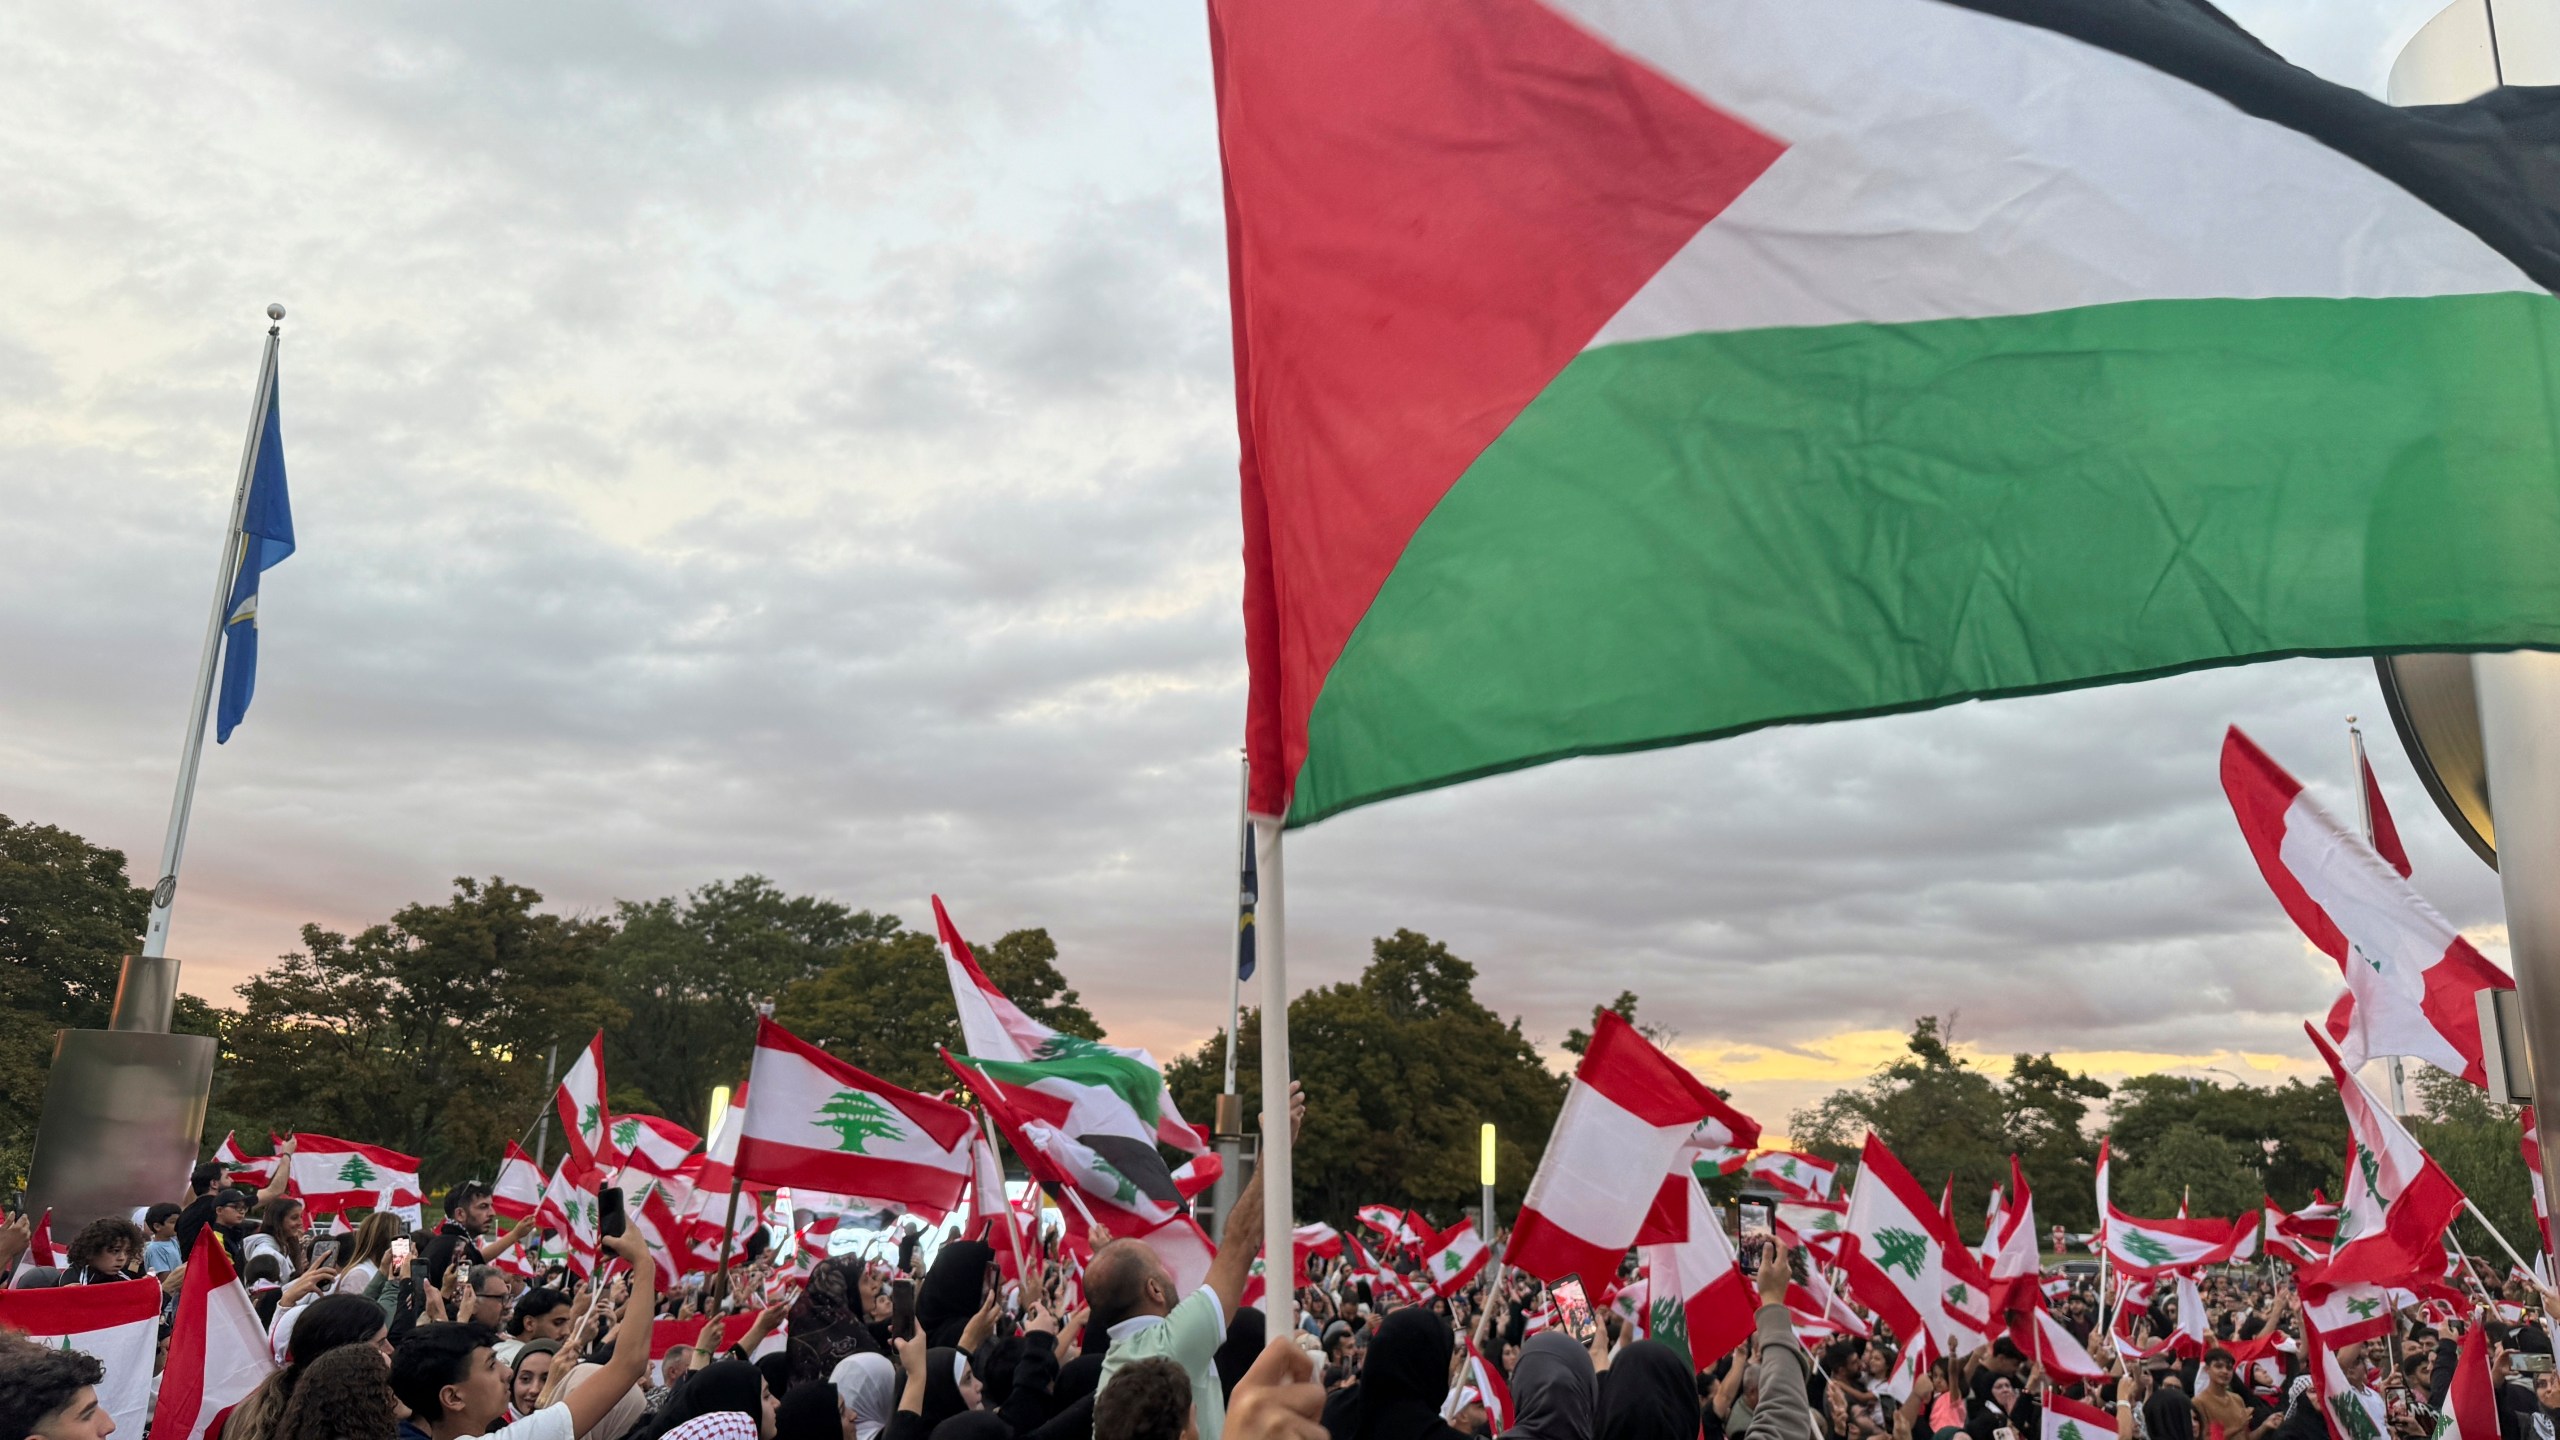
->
xmin=1939 ymin=1234 xmax=1997 ymax=1351
xmin=1133 ymin=1215 xmax=1217 ymax=1296
xmin=152 ymin=1229 xmax=278 ymax=1440
xmin=1357 ymin=1206 xmax=1430 ymax=1254
xmin=934 ymin=896 xmax=1205 ymax=1155
xmin=556 ymin=1032 xmax=617 ymax=1177
xmin=1637 ymin=1168 xmax=1755 ymax=1370
xmin=1444 ymin=1342 xmax=1514 ymax=1432
xmin=2298 ymin=1022 xmax=2468 ymax=1295
xmin=494 ymin=1141 xmax=546 ymax=1221
xmin=212 ymin=1131 xmax=275 ymax=1190
xmin=1511 ymin=1010 xmax=1727 ymax=1283
xmin=1842 ymin=1132 xmax=1959 ymax=1360
xmin=2305 ymin=1310 xmax=2388 ymax=1440
xmin=2103 ymin=1206 xmax=2243 ymax=1277
xmin=2222 ymin=729 xmax=2514 ymax=1085
xmin=2169 ymin=1273 xmax=2210 ymax=1359
xmin=1985 ymin=1157 xmax=2041 ymax=1315
xmin=739 ymin=1018 xmax=973 ymax=1217
xmin=2028 ymin=1306 xmax=2108 ymax=1383
xmin=2040 ymin=1390 xmax=2118 ymax=1440
xmin=1787 ymin=1263 xmax=1868 ymax=1340
xmin=288 ymin=1133 xmax=423 ymax=1215
xmin=2445 ymin=1320 xmax=2499 ymax=1440
xmin=2358 ymin=737 xmax=2413 ymax=879
xmin=1774 ymin=1198 xmax=1850 ymax=1257
xmin=1222 ymin=0 xmax=2560 ymax=833
xmin=1171 ymin=1150 xmax=1224 ymax=1200
xmin=0 ymin=1277 xmax=160 ymax=1434
xmin=10 ymin=1208 xmax=59 ymax=1282
xmin=2525 ymin=1109 xmax=2553 ymax=1261
xmin=1420 ymin=1218 xmax=1491 ymax=1297
xmin=1746 ymin=1150 xmax=1838 ymax=1201
xmin=2301 ymin=1281 xmax=2398 ymax=1348
xmin=538 ymin=1162 xmax=602 ymax=1275
xmin=632 ymin=1167 xmax=704 ymax=1277
xmin=615 ymin=1114 xmax=702 ymax=1180
xmin=1296 ymin=1222 xmax=1344 ymax=1258
xmin=969 ymin=1132 xmax=1010 ymax=1223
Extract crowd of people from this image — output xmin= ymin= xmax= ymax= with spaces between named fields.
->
xmin=5 ymin=1101 xmax=2556 ymax=1440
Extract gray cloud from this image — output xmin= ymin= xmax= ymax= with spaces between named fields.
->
xmin=0 ymin=0 xmax=2503 ymax=1136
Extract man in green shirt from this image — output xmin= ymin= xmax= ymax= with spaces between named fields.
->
xmin=1095 ymin=1083 xmax=1305 ymax=1440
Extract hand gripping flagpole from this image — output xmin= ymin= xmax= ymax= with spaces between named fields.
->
xmin=1253 ymin=813 xmax=1295 ymax=1331
xmin=137 ymin=305 xmax=285 ymax=996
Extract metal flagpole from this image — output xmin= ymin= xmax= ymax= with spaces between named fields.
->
xmin=2472 ymin=653 xmax=2560 ymax=1242
xmin=1253 ymin=813 xmax=1295 ymax=1330
xmin=140 ymin=305 xmax=285 ymax=978
xmin=2347 ymin=716 xmax=2411 ymax=1115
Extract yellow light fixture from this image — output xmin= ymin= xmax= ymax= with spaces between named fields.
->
xmin=1480 ymin=1122 xmax=1497 ymax=1186
xmin=707 ymin=1085 xmax=732 ymax=1137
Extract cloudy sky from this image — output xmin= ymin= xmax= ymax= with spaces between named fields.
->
xmin=0 ymin=0 xmax=2492 ymax=1134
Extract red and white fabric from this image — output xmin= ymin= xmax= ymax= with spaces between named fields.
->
xmin=494 ymin=1141 xmax=545 ymax=1222
xmin=1296 ymin=1222 xmax=1344 ymax=1258
xmin=1357 ymin=1205 xmax=1430 ymax=1255
xmin=2525 ymin=1109 xmax=2553 ymax=1265
xmin=0 ymin=1276 xmax=159 ymax=1433
xmin=2305 ymin=1308 xmax=2388 ymax=1440
xmin=2297 ymin=1021 xmax=2469 ymax=1297
xmin=151 ymin=1230 xmax=278 ymax=1440
xmin=212 ymin=1132 xmax=276 ymax=1190
xmin=556 ymin=1031 xmax=617 ymax=1177
xmin=1841 ymin=1131 xmax=1960 ymax=1362
xmin=288 ymin=1133 xmax=423 ymax=1215
xmin=1511 ymin=1011 xmax=1731 ymax=1283
xmin=935 ymin=895 xmax=1205 ymax=1155
xmin=2445 ymin=1318 xmax=2499 ymax=1440
xmin=1984 ymin=1156 xmax=2041 ymax=1317
xmin=1444 ymin=1342 xmax=1514 ymax=1432
xmin=2028 ymin=1306 xmax=2108 ymax=1382
xmin=537 ymin=1162 xmax=602 ymax=1276
xmin=1637 ymin=1167 xmax=1755 ymax=1369
xmin=1747 ymin=1150 xmax=1838 ymax=1201
xmin=10 ymin=1207 xmax=59 ymax=1282
xmin=2039 ymin=1390 xmax=2118 ymax=1440
xmin=615 ymin=1114 xmax=702 ymax=1180
xmin=738 ymin=1018 xmax=974 ymax=1217
xmin=2222 ymin=727 xmax=2514 ymax=1086
xmin=1420 ymin=1218 xmax=1491 ymax=1297
xmin=1774 ymin=1198 xmax=1851 ymax=1258
xmin=2101 ymin=1206 xmax=2244 ymax=1277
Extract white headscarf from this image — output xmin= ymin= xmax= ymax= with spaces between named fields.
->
xmin=833 ymin=1352 xmax=899 ymax=1440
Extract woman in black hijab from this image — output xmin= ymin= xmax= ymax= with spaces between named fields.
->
xmin=1217 ymin=1307 xmax=1270 ymax=1402
xmin=1502 ymin=1333 xmax=1597 ymax=1440
xmin=1322 ymin=1307 xmax=1468 ymax=1440
xmin=635 ymin=1357 xmax=772 ymax=1440
xmin=919 ymin=1241 xmax=996 ymax=1348
xmin=789 ymin=1256 xmax=885 ymax=1385
xmin=1598 ymin=1341 xmax=1699 ymax=1440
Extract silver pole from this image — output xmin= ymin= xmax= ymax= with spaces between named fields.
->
xmin=1254 ymin=813 xmax=1294 ymax=1331
xmin=140 ymin=306 xmax=284 ymax=976
xmin=1212 ymin=758 xmax=1249 ymax=1238
xmin=2471 ymin=652 xmax=2560 ymax=1230
xmin=2348 ymin=718 xmax=2412 ymax=1114
xmin=535 ymin=1043 xmax=560 ymax=1170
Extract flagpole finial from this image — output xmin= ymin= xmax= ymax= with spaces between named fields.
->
xmin=266 ymin=303 xmax=285 ymax=322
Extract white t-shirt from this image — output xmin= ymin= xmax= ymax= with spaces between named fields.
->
xmin=463 ymin=1406 xmax=577 ymax=1440
xmin=335 ymin=1260 xmax=379 ymax=1295
xmin=241 ymin=1232 xmax=298 ymax=1284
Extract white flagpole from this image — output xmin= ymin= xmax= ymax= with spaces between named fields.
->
xmin=1254 ymin=813 xmax=1295 ymax=1330
xmin=1213 ymin=757 xmax=1250 ymax=1237
xmin=2346 ymin=716 xmax=2410 ymax=1115
xmin=141 ymin=305 xmax=285 ymax=967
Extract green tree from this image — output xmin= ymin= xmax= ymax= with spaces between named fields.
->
xmin=775 ymin=921 xmax=1099 ymax=1093
xmin=215 ymin=877 xmax=620 ymax=1189
xmin=2113 ymin=1122 xmax=2261 ymax=1219
xmin=2406 ymin=1067 xmax=2535 ymax=1264
xmin=815 ymin=1091 xmax=906 ymax=1153
xmin=598 ymin=877 xmax=892 ymax=1122
xmin=1562 ymin=991 xmax=1673 ymax=1056
xmin=2005 ymin=1053 xmax=2111 ymax=1230
xmin=1791 ymin=1018 xmax=2015 ymax=1242
xmin=0 ymin=814 xmax=218 ymax=1184
xmin=1165 ymin=929 xmax=1566 ymax=1227
xmin=2107 ymin=1073 xmax=2344 ymax=1210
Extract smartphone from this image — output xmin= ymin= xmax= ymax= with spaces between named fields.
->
xmin=1551 ymin=1279 xmax=1597 ymax=1343
xmin=890 ymin=1278 xmax=918 ymax=1341
xmin=388 ymin=1237 xmax=413 ymax=1266
xmin=309 ymin=1237 xmax=341 ymax=1268
xmin=2511 ymin=1354 xmax=2555 ymax=1375
xmin=597 ymin=1186 xmax=626 ymax=1240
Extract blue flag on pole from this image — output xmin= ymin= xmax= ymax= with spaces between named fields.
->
xmin=1237 ymin=818 xmax=1258 ymax=980
xmin=215 ymin=370 xmax=293 ymax=743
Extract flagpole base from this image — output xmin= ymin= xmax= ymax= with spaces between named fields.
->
xmin=2471 ymin=651 xmax=2560 ymax=1223
xmin=25 ymin=1029 xmax=216 ymax=1228
xmin=108 ymin=953 xmax=181 ymax=1033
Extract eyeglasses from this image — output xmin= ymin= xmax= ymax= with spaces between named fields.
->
xmin=475 ymin=1291 xmax=508 ymax=1301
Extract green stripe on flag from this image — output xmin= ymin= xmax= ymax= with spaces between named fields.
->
xmin=964 ymin=1051 xmax=1164 ymax=1128
xmin=1294 ymin=291 xmax=2560 ymax=825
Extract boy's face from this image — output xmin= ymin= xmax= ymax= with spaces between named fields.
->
xmin=445 ymin=1345 xmax=510 ymax=1431
xmin=34 ymin=1384 xmax=113 ymax=1439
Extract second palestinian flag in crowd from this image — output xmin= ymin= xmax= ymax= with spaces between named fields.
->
xmin=1220 ymin=0 xmax=2560 ymax=829
xmin=739 ymin=1018 xmax=975 ymax=1218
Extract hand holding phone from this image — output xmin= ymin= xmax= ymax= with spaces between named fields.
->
xmin=890 ymin=1278 xmax=918 ymax=1341
xmin=1551 ymin=1279 xmax=1597 ymax=1343
xmin=598 ymin=1186 xmax=627 ymax=1241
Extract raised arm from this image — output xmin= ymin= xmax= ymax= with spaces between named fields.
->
xmin=1210 ymin=1082 xmax=1306 ymax=1318
xmin=564 ymin=1232 xmax=657 ymax=1438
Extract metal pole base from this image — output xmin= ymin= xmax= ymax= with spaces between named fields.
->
xmin=2471 ymin=651 xmax=2560 ymax=1223
xmin=26 ymin=1030 xmax=215 ymax=1228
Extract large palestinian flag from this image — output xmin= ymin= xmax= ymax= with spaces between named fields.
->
xmin=1219 ymin=0 xmax=2560 ymax=826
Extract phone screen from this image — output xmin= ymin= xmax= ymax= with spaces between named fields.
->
xmin=1551 ymin=1279 xmax=1597 ymax=1343
xmin=389 ymin=1237 xmax=412 ymax=1265
xmin=597 ymin=1186 xmax=627 ymax=1241
xmin=890 ymin=1278 xmax=918 ymax=1340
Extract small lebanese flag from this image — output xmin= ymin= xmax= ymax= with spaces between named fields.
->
xmin=289 ymin=1133 xmax=424 ymax=1214
xmin=1786 ymin=1262 xmax=1868 ymax=1339
xmin=2446 ymin=1318 xmax=2499 ymax=1440
xmin=1296 ymin=1222 xmax=1344 ymax=1257
xmin=615 ymin=1114 xmax=702 ymax=1180
xmin=2299 ymin=1021 xmax=2469 ymax=1296
xmin=2102 ymin=1206 xmax=2243 ymax=1277
xmin=738 ymin=1017 xmax=974 ymax=1217
xmin=212 ymin=1132 xmax=275 ymax=1190
xmin=537 ymin=1162 xmax=602 ymax=1275
xmin=557 ymin=1032 xmax=616 ymax=1177
xmin=152 ymin=1229 xmax=278 ymax=1440
xmin=1842 ymin=1132 xmax=1955 ymax=1360
xmin=2299 ymin=1281 xmax=2396 ymax=1346
xmin=11 ymin=1207 xmax=59 ymax=1282
xmin=0 ymin=1276 xmax=161 ymax=1433
xmin=1747 ymin=1150 xmax=1838 ymax=1201
xmin=494 ymin=1141 xmax=545 ymax=1221
xmin=1637 ymin=1167 xmax=1755 ymax=1370
xmin=2039 ymin=1389 xmax=2117 ymax=1440
xmin=970 ymin=1133 xmax=1010 ymax=1223
xmin=1420 ymin=1218 xmax=1490 ymax=1297
xmin=2029 ymin=1306 xmax=2109 ymax=1383
xmin=2221 ymin=728 xmax=2512 ymax=1085
xmin=1511 ymin=1010 xmax=1729 ymax=1283
xmin=1357 ymin=1205 xmax=1425 ymax=1253
xmin=1774 ymin=1198 xmax=1850 ymax=1256
xmin=1446 ymin=1342 xmax=1514 ymax=1432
